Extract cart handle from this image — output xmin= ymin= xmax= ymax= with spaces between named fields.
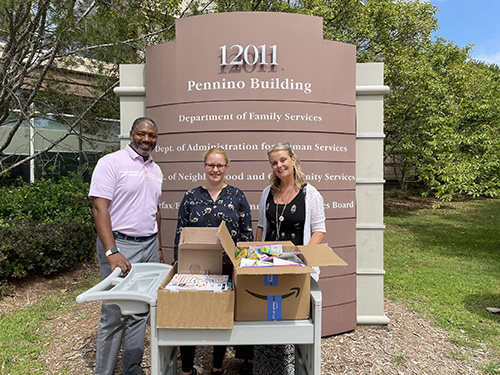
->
xmin=76 ymin=263 xmax=172 ymax=315
xmin=76 ymin=267 xmax=123 ymax=305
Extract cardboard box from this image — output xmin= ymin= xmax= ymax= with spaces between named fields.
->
xmin=216 ymin=223 xmax=347 ymax=321
xmin=177 ymin=226 xmax=223 ymax=274
xmin=157 ymin=263 xmax=234 ymax=329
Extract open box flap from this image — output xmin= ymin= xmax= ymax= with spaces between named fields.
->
xmin=218 ymin=221 xmax=347 ymax=272
xmin=216 ymin=222 xmax=237 ymax=264
xmin=180 ymin=227 xmax=221 ymax=246
xmin=298 ymin=244 xmax=348 ymax=267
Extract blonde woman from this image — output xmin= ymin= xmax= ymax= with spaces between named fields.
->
xmin=254 ymin=143 xmax=326 ymax=375
xmin=256 ymin=143 xmax=326 ymax=246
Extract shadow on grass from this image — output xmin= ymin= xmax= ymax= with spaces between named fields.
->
xmin=463 ymin=293 xmax=500 ymax=324
xmin=385 ymin=198 xmax=500 ymax=266
xmin=385 ymin=198 xmax=500 ymax=358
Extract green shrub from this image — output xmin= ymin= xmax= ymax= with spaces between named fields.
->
xmin=0 ymin=174 xmax=95 ymax=295
xmin=0 ymin=220 xmax=95 ymax=279
xmin=0 ymin=173 xmax=91 ymax=224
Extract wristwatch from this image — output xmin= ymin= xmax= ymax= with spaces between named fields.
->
xmin=105 ymin=246 xmax=120 ymax=257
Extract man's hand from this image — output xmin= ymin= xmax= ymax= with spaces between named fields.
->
xmin=108 ymin=252 xmax=132 ymax=275
xmin=158 ymin=249 xmax=165 ymax=264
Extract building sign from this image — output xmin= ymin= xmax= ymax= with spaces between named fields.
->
xmin=145 ymin=12 xmax=356 ymax=259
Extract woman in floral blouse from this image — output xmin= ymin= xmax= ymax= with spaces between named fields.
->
xmin=174 ymin=147 xmax=253 ymax=375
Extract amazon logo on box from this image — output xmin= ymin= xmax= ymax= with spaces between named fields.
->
xmin=216 ymin=222 xmax=347 ymax=322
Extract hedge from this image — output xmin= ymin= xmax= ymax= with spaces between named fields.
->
xmin=0 ymin=220 xmax=96 ymax=278
xmin=0 ymin=174 xmax=95 ymax=296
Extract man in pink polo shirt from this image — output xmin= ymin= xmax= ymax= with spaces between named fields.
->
xmin=89 ymin=117 xmax=164 ymax=375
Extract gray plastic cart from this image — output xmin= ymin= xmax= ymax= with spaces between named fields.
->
xmin=76 ymin=263 xmax=322 ymax=375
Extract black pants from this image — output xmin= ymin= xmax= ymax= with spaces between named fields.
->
xmin=180 ymin=345 xmax=227 ymax=372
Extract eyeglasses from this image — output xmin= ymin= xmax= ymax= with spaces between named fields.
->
xmin=204 ymin=163 xmax=227 ymax=170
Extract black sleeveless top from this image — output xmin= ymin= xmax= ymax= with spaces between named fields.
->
xmin=264 ymin=184 xmax=306 ymax=246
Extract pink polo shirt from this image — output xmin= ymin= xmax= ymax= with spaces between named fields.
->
xmin=89 ymin=145 xmax=164 ymax=237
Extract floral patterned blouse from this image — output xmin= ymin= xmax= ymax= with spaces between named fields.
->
xmin=173 ymin=185 xmax=254 ymax=260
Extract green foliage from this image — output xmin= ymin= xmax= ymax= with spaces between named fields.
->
xmin=203 ymin=0 xmax=500 ymax=201
xmin=0 ymin=220 xmax=96 ymax=280
xmin=0 ymin=174 xmax=95 ymax=292
xmin=3 ymin=0 xmax=500 ymax=197
xmin=215 ymin=0 xmax=292 ymax=12
xmin=0 ymin=0 xmax=181 ymax=177
xmin=385 ymin=38 xmax=500 ymax=200
xmin=290 ymin=0 xmax=500 ymax=200
xmin=0 ymin=173 xmax=91 ymax=224
xmin=71 ymin=0 xmax=180 ymax=63
xmin=385 ymin=198 xmax=500 ymax=367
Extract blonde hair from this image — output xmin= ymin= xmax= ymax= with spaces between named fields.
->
xmin=267 ymin=143 xmax=306 ymax=195
xmin=204 ymin=147 xmax=230 ymax=183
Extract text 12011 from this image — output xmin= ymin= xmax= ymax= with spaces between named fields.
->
xmin=219 ymin=44 xmax=278 ymax=66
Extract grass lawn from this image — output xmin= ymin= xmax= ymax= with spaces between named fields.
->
xmin=0 ymin=270 xmax=100 ymax=375
xmin=0 ymin=293 xmax=74 ymax=374
xmin=384 ymin=197 xmax=500 ymax=373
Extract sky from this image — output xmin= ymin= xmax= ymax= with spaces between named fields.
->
xmin=427 ymin=0 xmax=500 ymax=65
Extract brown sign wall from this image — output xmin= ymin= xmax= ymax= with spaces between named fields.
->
xmin=146 ymin=12 xmax=357 ymax=335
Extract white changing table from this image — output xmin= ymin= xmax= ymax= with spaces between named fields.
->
xmin=76 ymin=263 xmax=322 ymax=375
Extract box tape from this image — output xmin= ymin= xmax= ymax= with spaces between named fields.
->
xmin=264 ymin=274 xmax=279 ymax=286
xmin=267 ymin=295 xmax=282 ymax=321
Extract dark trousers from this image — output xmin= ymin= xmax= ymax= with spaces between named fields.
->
xmin=180 ymin=345 xmax=227 ymax=372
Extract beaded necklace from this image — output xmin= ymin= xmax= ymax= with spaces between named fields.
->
xmin=275 ymin=185 xmax=295 ymax=240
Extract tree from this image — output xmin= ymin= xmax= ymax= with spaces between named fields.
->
xmin=416 ymin=51 xmax=500 ymax=200
xmin=0 ymin=0 xmax=179 ymax=178
xmin=3 ymin=0 xmax=499 ymax=199
xmin=292 ymin=0 xmax=500 ymax=199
